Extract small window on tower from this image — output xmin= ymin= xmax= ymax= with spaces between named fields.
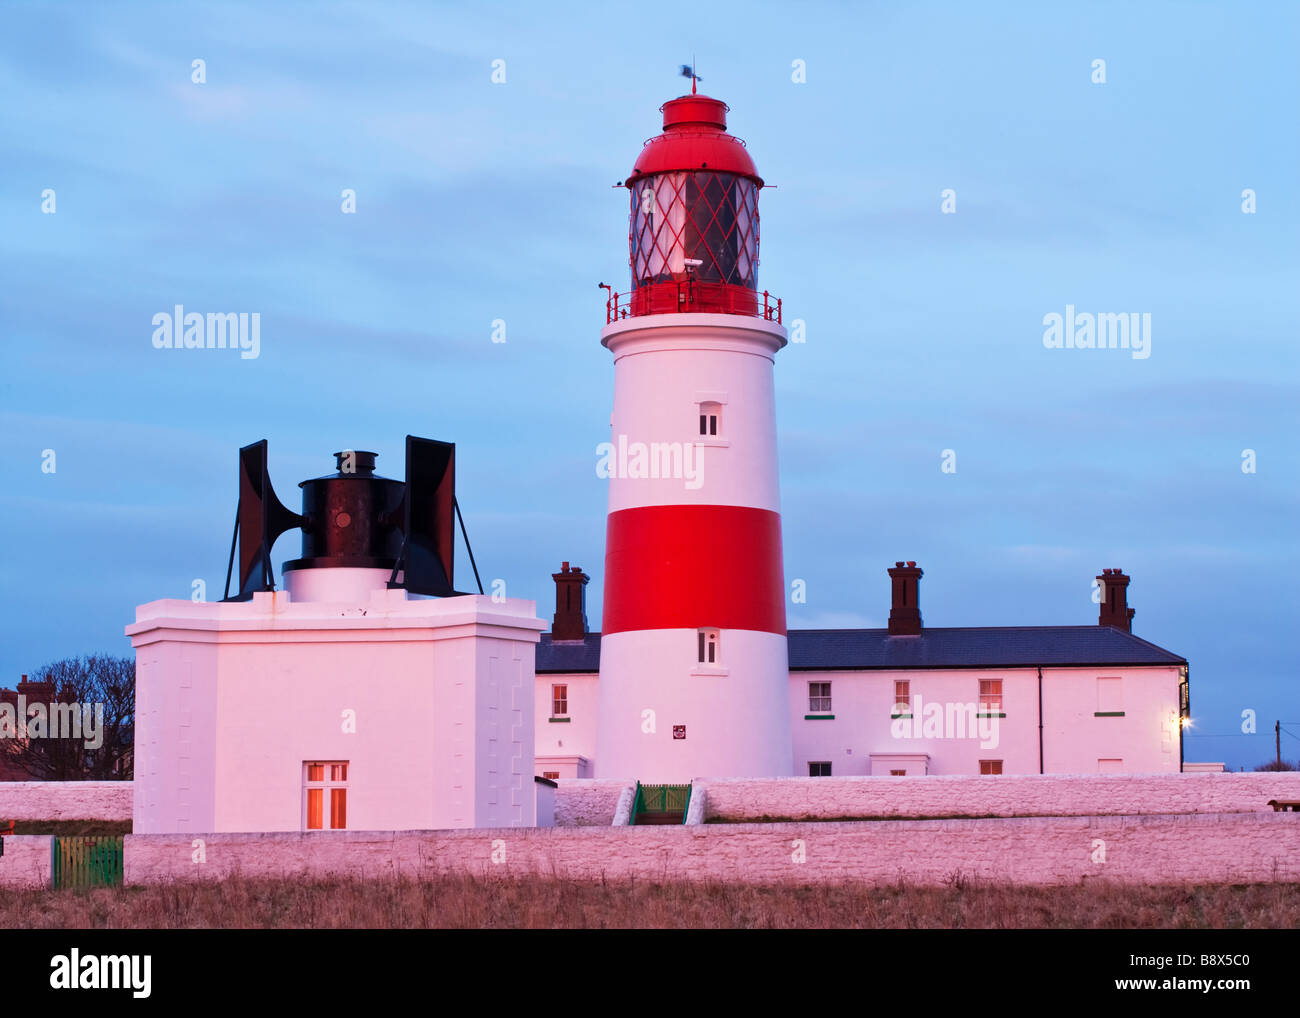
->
xmin=698 ymin=402 xmax=721 ymax=437
xmin=698 ymin=628 xmax=720 ymax=665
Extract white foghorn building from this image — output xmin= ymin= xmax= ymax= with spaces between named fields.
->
xmin=128 ymin=444 xmax=547 ymax=834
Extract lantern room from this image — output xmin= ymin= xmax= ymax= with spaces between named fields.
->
xmin=610 ymin=92 xmax=779 ymax=323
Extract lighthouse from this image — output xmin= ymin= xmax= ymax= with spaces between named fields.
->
xmin=594 ymin=87 xmax=793 ymax=781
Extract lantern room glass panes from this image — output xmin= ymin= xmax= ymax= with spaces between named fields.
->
xmin=630 ymin=171 xmax=759 ymax=289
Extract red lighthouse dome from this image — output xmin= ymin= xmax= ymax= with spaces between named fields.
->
xmin=614 ymin=93 xmax=777 ymax=322
xmin=628 ymin=95 xmax=762 ymax=182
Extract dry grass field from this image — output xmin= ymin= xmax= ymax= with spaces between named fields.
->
xmin=2 ymin=874 xmax=1298 ymax=929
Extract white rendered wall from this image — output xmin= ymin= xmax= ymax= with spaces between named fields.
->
xmin=788 ymin=665 xmax=1183 ymax=777
xmin=283 ymin=566 xmax=391 ymax=602
xmin=597 ymin=629 xmax=791 ymax=781
xmin=544 ymin=663 xmax=1183 ymax=779
xmin=127 ymin=589 xmax=544 ymax=833
xmin=1041 ymin=665 xmax=1183 ymax=773
xmin=534 ymin=781 xmax=555 ymax=828
xmin=601 ymin=314 xmax=785 ymax=514
xmin=534 ymin=672 xmax=598 ymax=771
xmin=534 ymin=756 xmax=592 ymax=779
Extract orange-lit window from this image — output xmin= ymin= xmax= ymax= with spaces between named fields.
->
xmin=542 ymin=771 xmax=560 ymax=781
xmin=306 ymin=788 xmax=323 ymax=829
xmin=552 ymin=684 xmax=568 ymax=717
xmin=304 ymin=761 xmax=349 ymax=831
xmin=979 ymin=760 xmax=1003 ymax=776
xmin=979 ymin=679 xmax=1002 ymax=713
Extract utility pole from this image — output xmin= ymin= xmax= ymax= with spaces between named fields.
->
xmin=1278 ymin=720 xmax=1283 ymax=767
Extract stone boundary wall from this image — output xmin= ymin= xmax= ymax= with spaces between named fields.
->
xmin=0 ymin=781 xmax=133 ymax=821
xmin=697 ymin=772 xmax=1300 ymax=821
xmin=554 ymin=780 xmax=633 ymax=827
xmin=0 ymin=836 xmax=52 ymax=888
xmin=125 ymin=812 xmax=1300 ymax=887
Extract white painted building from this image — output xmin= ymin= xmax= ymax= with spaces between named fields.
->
xmin=127 ymin=442 xmax=548 ymax=835
xmin=536 ymin=563 xmax=1189 ymax=781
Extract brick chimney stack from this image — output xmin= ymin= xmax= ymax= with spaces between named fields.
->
xmin=1097 ymin=568 xmax=1135 ymax=632
xmin=551 ymin=561 xmax=590 ymax=642
xmin=887 ymin=561 xmax=923 ymax=635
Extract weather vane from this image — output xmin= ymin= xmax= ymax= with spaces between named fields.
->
xmin=679 ymin=62 xmax=701 ymax=94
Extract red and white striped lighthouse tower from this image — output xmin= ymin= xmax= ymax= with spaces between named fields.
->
xmin=595 ymin=85 xmax=793 ymax=781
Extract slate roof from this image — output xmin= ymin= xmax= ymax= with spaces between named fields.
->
xmin=536 ymin=626 xmax=1185 ymax=673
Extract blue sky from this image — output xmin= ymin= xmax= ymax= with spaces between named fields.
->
xmin=2 ymin=1 xmax=1296 ymax=770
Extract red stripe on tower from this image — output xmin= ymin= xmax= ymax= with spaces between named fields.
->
xmin=602 ymin=504 xmax=786 ymax=636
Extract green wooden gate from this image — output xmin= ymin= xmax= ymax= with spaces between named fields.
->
xmin=52 ymin=836 xmax=124 ymax=889
xmin=631 ymin=783 xmax=692 ymax=824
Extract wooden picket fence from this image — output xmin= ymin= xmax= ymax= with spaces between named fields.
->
xmin=51 ymin=835 xmax=124 ymax=889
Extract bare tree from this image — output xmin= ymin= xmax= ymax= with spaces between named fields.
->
xmin=1254 ymin=759 xmax=1297 ymax=772
xmin=0 ymin=655 xmax=133 ymax=780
